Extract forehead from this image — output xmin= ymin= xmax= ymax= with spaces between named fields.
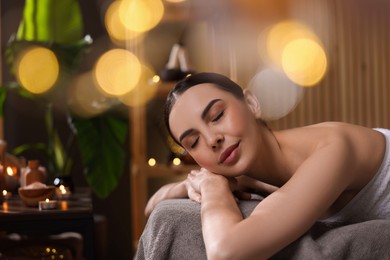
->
xmin=171 ymin=83 xmax=234 ymax=116
xmin=169 ymin=83 xmax=238 ymax=135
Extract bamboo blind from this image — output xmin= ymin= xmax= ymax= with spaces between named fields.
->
xmin=269 ymin=0 xmax=390 ymax=130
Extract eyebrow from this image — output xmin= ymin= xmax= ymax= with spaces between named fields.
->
xmin=178 ymin=99 xmax=222 ymax=143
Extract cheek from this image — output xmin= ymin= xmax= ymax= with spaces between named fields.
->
xmin=224 ymin=110 xmax=253 ymax=135
xmin=189 ymin=150 xmax=215 ymax=169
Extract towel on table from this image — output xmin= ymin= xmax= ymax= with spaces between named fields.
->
xmin=134 ymin=199 xmax=390 ymax=260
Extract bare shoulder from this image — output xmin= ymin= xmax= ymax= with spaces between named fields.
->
xmin=277 ymin=121 xmax=385 ymax=152
xmin=305 ymin=122 xmax=385 ymax=163
xmin=275 ymin=121 xmax=386 ymax=195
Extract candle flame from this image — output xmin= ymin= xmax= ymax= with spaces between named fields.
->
xmin=2 ymin=190 xmax=7 ymax=196
xmin=6 ymin=167 xmax=14 ymax=176
xmin=59 ymin=185 xmax=67 ymax=194
xmin=45 ymin=198 xmax=50 ymax=202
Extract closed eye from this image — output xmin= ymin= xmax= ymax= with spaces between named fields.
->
xmin=190 ymin=137 xmax=199 ymax=149
xmin=212 ymin=111 xmax=224 ymax=122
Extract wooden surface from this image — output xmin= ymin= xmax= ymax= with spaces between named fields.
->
xmin=0 ymin=188 xmax=94 ymax=259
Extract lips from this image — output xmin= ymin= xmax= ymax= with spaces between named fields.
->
xmin=219 ymin=142 xmax=240 ymax=164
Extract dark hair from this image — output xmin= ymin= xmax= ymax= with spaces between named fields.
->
xmin=163 ymin=72 xmax=245 ymax=143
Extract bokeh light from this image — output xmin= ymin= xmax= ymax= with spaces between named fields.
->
xmin=263 ymin=20 xmax=319 ymax=66
xmin=16 ymin=47 xmax=59 ymax=94
xmin=105 ymin=0 xmax=143 ymax=44
xmin=282 ymin=38 xmax=327 ymax=87
xmin=118 ymin=65 xmax=159 ymax=107
xmin=118 ymin=0 xmax=164 ymax=33
xmin=148 ymin=158 xmax=156 ymax=166
xmin=258 ymin=20 xmax=328 ymax=87
xmin=248 ymin=68 xmax=304 ymax=120
xmin=172 ymin=157 xmax=181 ymax=166
xmin=165 ymin=0 xmax=187 ymax=3
xmin=94 ymin=48 xmax=142 ymax=97
xmin=67 ymin=71 xmax=115 ymax=117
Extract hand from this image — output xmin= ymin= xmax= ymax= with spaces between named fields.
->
xmin=144 ymin=168 xmax=209 ymax=216
xmin=187 ymin=168 xmax=252 ymax=203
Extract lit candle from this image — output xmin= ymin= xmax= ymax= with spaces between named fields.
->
xmin=5 ymin=167 xmax=19 ymax=192
xmin=39 ymin=198 xmax=57 ymax=210
xmin=2 ymin=189 xmax=11 ymax=200
xmin=56 ymin=185 xmax=71 ymax=199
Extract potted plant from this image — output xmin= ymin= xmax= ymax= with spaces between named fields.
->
xmin=1 ymin=0 xmax=129 ymax=198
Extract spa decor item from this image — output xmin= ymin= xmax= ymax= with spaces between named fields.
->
xmin=18 ymin=182 xmax=55 ymax=207
xmin=24 ymin=160 xmax=46 ymax=187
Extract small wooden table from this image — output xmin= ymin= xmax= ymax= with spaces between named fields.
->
xmin=0 ymin=188 xmax=94 ymax=259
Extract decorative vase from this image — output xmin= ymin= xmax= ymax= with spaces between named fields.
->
xmin=24 ymin=160 xmax=46 ymax=186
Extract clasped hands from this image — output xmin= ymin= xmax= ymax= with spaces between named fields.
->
xmin=187 ymin=168 xmax=252 ymax=204
xmin=145 ymin=168 xmax=266 ymax=217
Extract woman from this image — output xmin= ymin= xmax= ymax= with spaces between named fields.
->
xmin=145 ymin=72 xmax=390 ymax=259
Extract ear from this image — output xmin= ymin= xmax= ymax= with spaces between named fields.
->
xmin=243 ymin=89 xmax=262 ymax=118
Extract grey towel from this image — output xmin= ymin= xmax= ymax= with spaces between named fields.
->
xmin=134 ymin=199 xmax=390 ymax=260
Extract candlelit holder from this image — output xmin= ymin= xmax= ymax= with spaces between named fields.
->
xmin=2 ymin=190 xmax=12 ymax=200
xmin=55 ymin=185 xmax=72 ymax=200
xmin=39 ymin=198 xmax=57 ymax=210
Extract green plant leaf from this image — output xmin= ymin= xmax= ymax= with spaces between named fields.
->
xmin=16 ymin=0 xmax=83 ymax=44
xmin=0 ymin=87 xmax=7 ymax=117
xmin=12 ymin=143 xmax=49 ymax=157
xmin=71 ymin=114 xmax=128 ymax=198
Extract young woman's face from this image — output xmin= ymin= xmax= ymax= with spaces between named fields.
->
xmin=169 ymin=83 xmax=262 ymax=176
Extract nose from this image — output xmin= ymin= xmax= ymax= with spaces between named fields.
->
xmin=207 ymin=133 xmax=224 ymax=150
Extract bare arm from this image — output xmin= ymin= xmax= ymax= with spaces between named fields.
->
xmin=189 ymin=138 xmax=355 ymax=259
xmin=145 ymin=173 xmax=256 ymax=217
xmin=145 ymin=180 xmax=188 ymax=217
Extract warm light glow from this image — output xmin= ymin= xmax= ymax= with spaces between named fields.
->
xmin=16 ymin=47 xmax=59 ymax=94
xmin=165 ymin=0 xmax=187 ymax=3
xmin=6 ymin=167 xmax=14 ymax=176
xmin=60 ymin=201 xmax=68 ymax=210
xmin=148 ymin=158 xmax=156 ymax=166
xmin=59 ymin=185 xmax=67 ymax=194
xmin=46 ymin=248 xmax=51 ymax=253
xmin=152 ymin=75 xmax=161 ymax=83
xmin=45 ymin=198 xmax=50 ymax=202
xmin=118 ymin=65 xmax=159 ymax=107
xmin=105 ymin=0 xmax=143 ymax=43
xmin=172 ymin=157 xmax=181 ymax=166
xmin=2 ymin=202 xmax=8 ymax=212
xmin=94 ymin=49 xmax=142 ymax=96
xmin=262 ymin=20 xmax=319 ymax=67
xmin=67 ymin=71 xmax=114 ymax=117
xmin=248 ymin=68 xmax=304 ymax=120
xmin=2 ymin=190 xmax=7 ymax=196
xmin=282 ymin=38 xmax=327 ymax=86
xmin=119 ymin=0 xmax=164 ymax=33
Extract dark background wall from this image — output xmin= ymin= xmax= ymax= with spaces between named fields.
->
xmin=1 ymin=1 xmax=133 ymax=259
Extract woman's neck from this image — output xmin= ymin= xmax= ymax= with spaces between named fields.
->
xmin=246 ymin=126 xmax=291 ymax=187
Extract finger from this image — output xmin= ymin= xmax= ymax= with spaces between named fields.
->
xmin=190 ymin=169 xmax=199 ymax=174
xmin=188 ymin=188 xmax=201 ymax=203
xmin=185 ymin=178 xmax=201 ymax=203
